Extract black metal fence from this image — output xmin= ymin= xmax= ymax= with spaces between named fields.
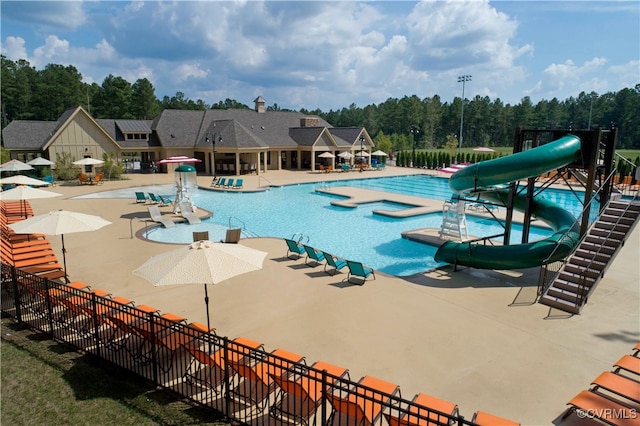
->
xmin=2 ymin=262 xmax=487 ymax=426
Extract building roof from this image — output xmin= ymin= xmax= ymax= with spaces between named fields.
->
xmin=2 ymin=120 xmax=58 ymax=150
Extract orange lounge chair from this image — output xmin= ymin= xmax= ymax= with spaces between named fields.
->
xmin=472 ymin=411 xmax=520 ymax=425
xmin=228 ymin=348 xmax=305 ymax=413
xmin=269 ymin=360 xmax=349 ymax=424
xmin=564 ymin=390 xmax=637 ymax=426
xmin=614 ymin=355 xmax=640 ymax=376
xmin=384 ymin=392 xmax=458 ymax=426
xmin=591 ymin=371 xmax=640 ymax=404
xmin=326 ymin=375 xmax=400 ymax=426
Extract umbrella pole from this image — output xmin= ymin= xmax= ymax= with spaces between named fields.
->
xmin=61 ymin=234 xmax=69 ymax=283
xmin=203 ymin=282 xmax=211 ymax=353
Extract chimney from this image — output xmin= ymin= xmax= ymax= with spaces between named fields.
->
xmin=300 ymin=116 xmax=320 ymax=127
xmin=254 ymin=96 xmax=266 ymax=113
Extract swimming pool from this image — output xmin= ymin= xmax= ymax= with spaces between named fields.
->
xmin=143 ymin=175 xmax=583 ymax=276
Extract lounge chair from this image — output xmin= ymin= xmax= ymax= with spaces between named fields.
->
xmin=564 ymin=390 xmax=636 ymax=426
xmin=135 ymin=192 xmax=147 ymax=203
xmin=158 ymin=195 xmax=173 ymax=206
xmin=44 ymin=175 xmax=55 ymax=186
xmin=178 ymin=202 xmax=201 ymax=225
xmin=321 ymin=251 xmax=347 ymax=276
xmin=148 ymin=193 xmax=160 ymax=204
xmin=346 ymin=260 xmax=375 ymax=284
xmin=214 ymin=177 xmax=226 ymax=188
xmin=326 ymin=375 xmax=400 ymax=426
xmin=269 ymin=360 xmax=349 ymax=424
xmin=233 ymin=178 xmax=243 ymax=189
xmin=384 ymin=392 xmax=459 ymax=426
xmin=148 ymin=205 xmax=174 ymax=228
xmin=302 ymin=244 xmax=325 ymax=267
xmin=192 ymin=231 xmax=209 ymax=242
xmin=472 ymin=411 xmax=520 ymax=426
xmin=591 ymin=371 xmax=640 ymax=404
xmin=78 ymin=173 xmax=90 ymax=184
xmin=225 ymin=178 xmax=235 ymax=188
xmin=92 ymin=173 xmax=103 ymax=184
xmin=221 ymin=228 xmax=242 ymax=243
xmin=228 ymin=348 xmax=305 ymax=413
xmin=284 ymin=238 xmax=305 ymax=259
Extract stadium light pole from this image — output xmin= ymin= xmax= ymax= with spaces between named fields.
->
xmin=457 ymin=74 xmax=471 ymax=160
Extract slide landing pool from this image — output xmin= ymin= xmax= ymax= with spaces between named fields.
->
xmin=434 ymin=135 xmax=583 ymax=270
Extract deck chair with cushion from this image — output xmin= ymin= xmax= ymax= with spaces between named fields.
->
xmin=302 ymin=245 xmax=325 ymax=267
xmin=178 ymin=202 xmax=201 ymax=225
xmin=221 ymin=228 xmax=242 ymax=243
xmin=285 ymin=238 xmax=305 ymax=259
xmin=228 ymin=348 xmax=305 ymax=413
xmin=384 ymin=392 xmax=459 ymax=426
xmin=148 ymin=205 xmax=174 ymax=228
xmin=346 ymin=260 xmax=375 ymax=284
xmin=135 ymin=192 xmax=147 ymax=203
xmin=321 ymin=251 xmax=347 ymax=276
xmin=269 ymin=360 xmax=349 ymax=425
xmin=326 ymin=375 xmax=400 ymax=426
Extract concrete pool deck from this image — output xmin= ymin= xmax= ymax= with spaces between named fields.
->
xmin=15 ymin=167 xmax=639 ymax=424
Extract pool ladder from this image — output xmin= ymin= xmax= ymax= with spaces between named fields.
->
xmin=291 ymin=233 xmax=309 ymax=245
xmin=228 ymin=216 xmax=260 ymax=238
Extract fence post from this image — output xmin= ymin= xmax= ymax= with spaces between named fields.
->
xmin=222 ymin=336 xmax=231 ymax=420
xmin=43 ymin=278 xmax=55 ymax=334
xmin=90 ymin=292 xmax=101 ymax=359
xmin=320 ymin=369 xmax=328 ymax=426
xmin=149 ymin=313 xmax=158 ymax=384
xmin=9 ymin=265 xmax=23 ymax=323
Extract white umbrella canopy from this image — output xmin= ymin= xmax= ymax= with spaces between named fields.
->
xmin=338 ymin=152 xmax=354 ymax=159
xmin=133 ymin=240 xmax=268 ymax=332
xmin=27 ymin=157 xmax=56 ymax=167
xmin=371 ymin=150 xmax=389 ymax=156
xmin=73 ymin=158 xmax=105 ymax=166
xmin=156 ymin=156 xmax=202 ymax=164
xmin=472 ymin=147 xmax=495 ymax=152
xmin=356 ymin=151 xmax=370 ymax=157
xmin=0 ymin=185 xmax=61 ymax=200
xmin=0 ymin=175 xmax=50 ymax=186
xmin=318 ymin=152 xmax=335 ymax=158
xmin=9 ymin=210 xmax=112 ymax=282
xmin=0 ymin=159 xmax=34 ymax=173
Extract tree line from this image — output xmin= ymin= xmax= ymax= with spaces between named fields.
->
xmin=2 ymin=56 xmax=639 ymax=151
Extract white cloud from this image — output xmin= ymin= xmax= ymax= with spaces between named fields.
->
xmin=1 ymin=36 xmax=29 ymax=62
xmin=33 ymin=35 xmax=70 ymax=62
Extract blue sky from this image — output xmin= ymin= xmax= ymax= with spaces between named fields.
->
xmin=1 ymin=1 xmax=638 ymax=112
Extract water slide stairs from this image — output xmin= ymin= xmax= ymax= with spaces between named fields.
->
xmin=539 ymin=199 xmax=640 ymax=314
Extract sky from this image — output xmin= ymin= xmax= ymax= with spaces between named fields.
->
xmin=1 ymin=0 xmax=638 ymax=112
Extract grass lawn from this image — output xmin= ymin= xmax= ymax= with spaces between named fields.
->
xmin=1 ymin=317 xmax=228 ymax=425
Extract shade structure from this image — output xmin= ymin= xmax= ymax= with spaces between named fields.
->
xmin=27 ymin=157 xmax=56 ymax=167
xmin=0 ymin=175 xmax=50 ymax=186
xmin=9 ymin=210 xmax=112 ymax=283
xmin=371 ymin=150 xmax=388 ymax=156
xmin=156 ymin=156 xmax=202 ymax=164
xmin=338 ymin=151 xmax=354 ymax=159
xmin=73 ymin=158 xmax=105 ymax=166
xmin=0 ymin=186 xmax=62 ymax=217
xmin=318 ymin=152 xmax=335 ymax=158
xmin=356 ymin=151 xmax=370 ymax=157
xmin=0 ymin=159 xmax=34 ymax=173
xmin=473 ymin=147 xmax=495 ymax=152
xmin=133 ymin=240 xmax=268 ymax=334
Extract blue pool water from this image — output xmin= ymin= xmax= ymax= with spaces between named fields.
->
xmin=144 ymin=175 xmax=587 ymax=276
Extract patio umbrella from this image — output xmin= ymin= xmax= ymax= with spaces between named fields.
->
xmin=371 ymin=150 xmax=388 ymax=157
xmin=0 ymin=159 xmax=34 ymax=173
xmin=0 ymin=186 xmax=62 ymax=217
xmin=27 ymin=157 xmax=56 ymax=167
xmin=73 ymin=158 xmax=105 ymax=166
xmin=0 ymin=175 xmax=50 ymax=187
xmin=356 ymin=151 xmax=370 ymax=157
xmin=156 ymin=156 xmax=202 ymax=164
xmin=318 ymin=152 xmax=335 ymax=158
xmin=338 ymin=152 xmax=354 ymax=159
xmin=472 ymin=147 xmax=495 ymax=152
xmin=9 ymin=210 xmax=112 ymax=283
xmin=133 ymin=240 xmax=268 ymax=336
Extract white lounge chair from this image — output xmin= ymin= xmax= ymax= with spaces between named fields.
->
xmin=147 ymin=205 xmax=174 ymax=228
xmin=178 ymin=202 xmax=201 ymax=225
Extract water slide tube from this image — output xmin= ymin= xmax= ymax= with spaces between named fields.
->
xmin=434 ymin=135 xmax=583 ymax=270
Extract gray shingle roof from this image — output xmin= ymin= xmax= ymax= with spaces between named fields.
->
xmin=2 ymin=120 xmax=58 ymax=150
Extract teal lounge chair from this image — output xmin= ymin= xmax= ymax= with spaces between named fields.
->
xmin=225 ymin=178 xmax=234 ymax=188
xmin=284 ymin=238 xmax=305 ymax=259
xmin=302 ymin=244 xmax=325 ymax=267
xmin=214 ymin=178 xmax=226 ymax=188
xmin=148 ymin=193 xmax=160 ymax=204
xmin=346 ymin=260 xmax=375 ymax=284
xmin=321 ymin=251 xmax=347 ymax=276
xmin=44 ymin=175 xmax=56 ymax=186
xmin=158 ymin=195 xmax=172 ymax=206
xmin=233 ymin=178 xmax=243 ymax=189
xmin=135 ymin=192 xmax=147 ymax=203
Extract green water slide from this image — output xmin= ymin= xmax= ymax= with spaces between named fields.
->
xmin=434 ymin=135 xmax=583 ymax=269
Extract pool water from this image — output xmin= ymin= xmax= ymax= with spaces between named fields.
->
xmin=144 ymin=175 xmax=583 ymax=276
